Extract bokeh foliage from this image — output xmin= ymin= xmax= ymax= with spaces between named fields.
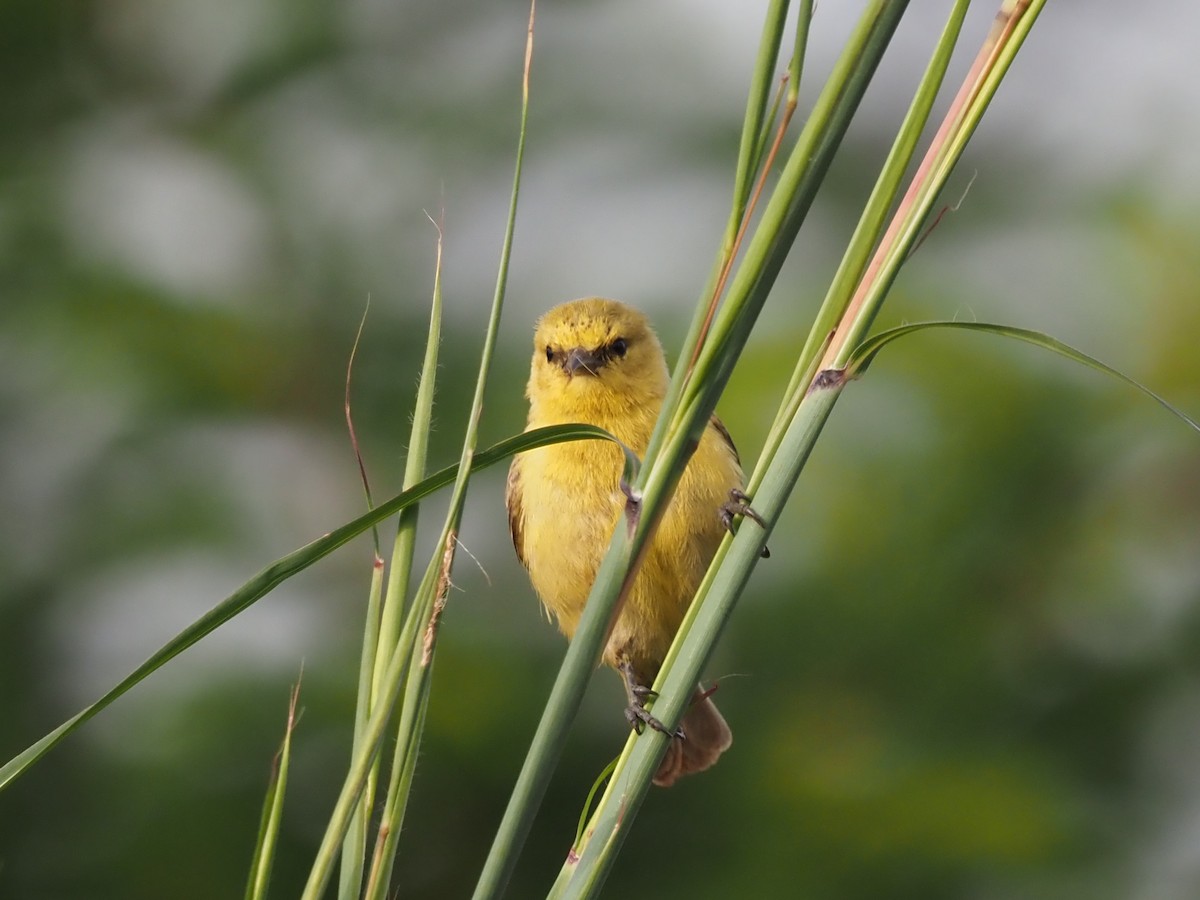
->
xmin=2 ymin=2 xmax=1199 ymax=898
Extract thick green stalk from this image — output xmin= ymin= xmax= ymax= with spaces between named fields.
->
xmin=829 ymin=0 xmax=1047 ymax=368
xmin=554 ymin=3 xmax=1050 ymax=893
xmin=679 ymin=0 xmax=907 ymax=426
xmin=761 ymin=0 xmax=970 ymax=481
xmin=551 ymin=0 xmax=916 ymax=891
xmin=480 ymin=5 xmax=911 ymax=899
xmin=641 ymin=0 xmax=791 ymax=473
xmin=556 ymin=378 xmax=843 ymax=898
xmin=471 ymin=468 xmax=647 ymax=900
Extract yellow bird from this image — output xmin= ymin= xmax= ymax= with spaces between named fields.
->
xmin=506 ymin=297 xmax=763 ymax=787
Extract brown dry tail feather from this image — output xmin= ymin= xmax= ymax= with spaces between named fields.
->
xmin=653 ymin=689 xmax=732 ymax=787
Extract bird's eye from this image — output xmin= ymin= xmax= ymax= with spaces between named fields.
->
xmin=545 ymin=346 xmax=554 ymax=363
xmin=611 ymin=338 xmax=628 ymax=357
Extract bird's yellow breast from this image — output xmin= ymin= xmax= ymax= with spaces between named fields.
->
xmin=514 ymin=406 xmax=741 ymax=670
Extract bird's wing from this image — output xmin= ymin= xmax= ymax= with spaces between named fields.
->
xmin=710 ymin=414 xmax=742 ymax=467
xmin=505 ymin=456 xmax=527 ymax=569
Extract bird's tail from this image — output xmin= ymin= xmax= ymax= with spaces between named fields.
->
xmin=653 ymin=687 xmax=732 ymax=788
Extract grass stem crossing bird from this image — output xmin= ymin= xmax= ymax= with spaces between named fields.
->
xmin=506 ymin=297 xmax=765 ymax=786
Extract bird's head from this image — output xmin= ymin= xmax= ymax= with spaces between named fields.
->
xmin=527 ymin=297 xmax=669 ymax=416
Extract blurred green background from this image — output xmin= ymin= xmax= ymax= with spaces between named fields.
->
xmin=3 ymin=2 xmax=1199 ymax=898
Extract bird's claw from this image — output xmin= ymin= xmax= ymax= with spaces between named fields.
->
xmin=629 ymin=682 xmax=657 ymax=703
xmin=721 ymin=488 xmax=770 ymax=558
xmin=619 ymin=659 xmax=683 ymax=739
xmin=625 ymin=702 xmax=685 ymax=740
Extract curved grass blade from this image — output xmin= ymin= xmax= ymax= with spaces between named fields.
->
xmin=0 ymin=423 xmax=632 ymax=793
xmin=573 ymin=758 xmax=618 ymax=854
xmin=847 ymin=321 xmax=1200 ymax=433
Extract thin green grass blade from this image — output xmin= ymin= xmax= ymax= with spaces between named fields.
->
xmin=361 ymin=542 xmax=445 ymax=900
xmin=750 ymin=70 xmax=788 ymax=181
xmin=316 ymin=7 xmax=540 ymax=897
xmin=371 ymin=219 xmax=447 ymax=709
xmin=572 ymin=758 xmax=617 ymax=853
xmin=0 ymin=424 xmax=622 ymax=793
xmin=319 ymin=534 xmax=455 ymax=900
xmin=731 ymin=0 xmax=790 ymax=225
xmin=299 ymin=559 xmax=441 ymax=900
xmin=642 ymin=0 xmax=792 ymax=474
xmin=552 ymin=756 xmax=619 ymax=891
xmin=361 ymin=567 xmax=441 ymax=900
xmin=847 ymin=320 xmax=1200 ymax=433
xmin=339 ymin=552 xmax=385 ymax=900
xmin=244 ymin=789 xmax=279 ymax=900
xmin=362 ymin=668 xmax=429 ymax=899
xmin=342 ymin=219 xmax=449 ymax=900
xmin=345 ymin=299 xmax=381 ymax=556
xmin=245 ymin=681 xmax=301 ymax=900
xmin=788 ymin=0 xmax=813 ymax=105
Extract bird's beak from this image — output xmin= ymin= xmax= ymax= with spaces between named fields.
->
xmin=563 ymin=347 xmax=606 ymax=376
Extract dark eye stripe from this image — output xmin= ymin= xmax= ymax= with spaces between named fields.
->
xmin=543 ymin=338 xmax=627 ymax=366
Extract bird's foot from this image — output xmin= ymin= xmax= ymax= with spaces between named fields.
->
xmin=619 ymin=660 xmax=684 ymax=739
xmin=720 ymin=488 xmax=770 ymax=558
xmin=629 ymin=681 xmax=657 ymax=703
xmin=625 ymin=702 xmax=685 ymax=740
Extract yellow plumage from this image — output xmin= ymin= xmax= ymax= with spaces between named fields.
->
xmin=506 ymin=297 xmax=746 ymax=786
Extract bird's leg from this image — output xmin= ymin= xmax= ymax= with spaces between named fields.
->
xmin=721 ymin=488 xmax=771 ymax=558
xmin=618 ymin=659 xmax=684 ymax=740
